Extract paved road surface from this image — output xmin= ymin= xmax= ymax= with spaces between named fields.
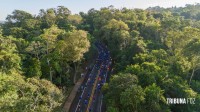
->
xmin=69 ymin=42 xmax=111 ymax=112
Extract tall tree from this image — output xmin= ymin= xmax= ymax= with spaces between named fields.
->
xmin=41 ymin=25 xmax=63 ymax=82
xmin=59 ymin=30 xmax=90 ymax=83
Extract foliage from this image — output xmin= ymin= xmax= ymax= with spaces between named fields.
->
xmin=1 ymin=3 xmax=200 ymax=112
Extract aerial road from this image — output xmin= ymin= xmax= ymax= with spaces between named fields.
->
xmin=69 ymin=42 xmax=112 ymax=112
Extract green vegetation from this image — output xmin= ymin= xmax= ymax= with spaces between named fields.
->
xmin=1 ymin=3 xmax=200 ymax=112
xmin=0 ymin=6 xmax=90 ymax=111
xmin=82 ymin=4 xmax=200 ymax=112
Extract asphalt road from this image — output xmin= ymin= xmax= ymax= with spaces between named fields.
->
xmin=69 ymin=42 xmax=111 ymax=112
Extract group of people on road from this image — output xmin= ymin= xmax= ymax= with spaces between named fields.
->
xmin=76 ymin=41 xmax=112 ymax=112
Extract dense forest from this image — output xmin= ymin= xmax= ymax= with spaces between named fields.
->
xmin=1 ymin=3 xmax=200 ymax=112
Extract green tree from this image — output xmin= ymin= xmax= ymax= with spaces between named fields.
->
xmin=98 ymin=19 xmax=131 ymax=57
xmin=105 ymin=73 xmax=138 ymax=111
xmin=41 ymin=25 xmax=63 ymax=82
xmin=120 ymin=85 xmax=145 ymax=112
xmin=144 ymin=83 xmax=170 ymax=112
xmin=59 ymin=30 xmax=90 ymax=83
xmin=0 ymin=36 xmax=21 ymax=73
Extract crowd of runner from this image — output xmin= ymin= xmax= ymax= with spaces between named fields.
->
xmin=75 ymin=41 xmax=112 ymax=112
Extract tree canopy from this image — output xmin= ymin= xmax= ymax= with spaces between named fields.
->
xmin=1 ymin=3 xmax=200 ymax=112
